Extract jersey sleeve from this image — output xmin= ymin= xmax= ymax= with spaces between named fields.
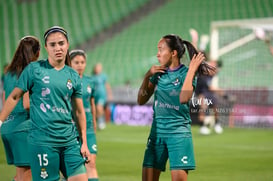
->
xmin=149 ymin=73 xmax=160 ymax=85
xmin=16 ymin=63 xmax=33 ymax=92
xmin=72 ymin=73 xmax=83 ymax=98
xmin=91 ymin=80 xmax=96 ymax=98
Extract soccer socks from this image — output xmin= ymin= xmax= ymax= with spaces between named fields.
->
xmin=98 ymin=116 xmax=106 ymax=130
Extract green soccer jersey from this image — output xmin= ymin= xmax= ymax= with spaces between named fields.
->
xmin=81 ymin=75 xmax=95 ymax=131
xmin=149 ymin=64 xmax=197 ymax=137
xmin=1 ymin=72 xmax=30 ymax=134
xmin=16 ymin=59 xmax=82 ymax=146
xmin=92 ymin=73 xmax=107 ymax=100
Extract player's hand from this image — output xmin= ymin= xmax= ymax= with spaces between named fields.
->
xmin=189 ymin=52 xmax=216 ymax=76
xmin=149 ymin=65 xmax=167 ymax=75
xmin=81 ymin=144 xmax=91 ymax=163
xmin=188 ymin=52 xmax=205 ymax=73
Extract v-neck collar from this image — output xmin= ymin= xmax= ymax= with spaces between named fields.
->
xmin=46 ymin=59 xmax=66 ymax=71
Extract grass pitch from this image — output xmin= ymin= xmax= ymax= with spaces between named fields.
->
xmin=1 ymin=124 xmax=273 ymax=181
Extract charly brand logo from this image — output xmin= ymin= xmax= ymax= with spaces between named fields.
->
xmin=42 ymin=76 xmax=50 ymax=84
xmin=92 ymin=144 xmax=97 ymax=151
xmin=191 ymin=97 xmax=213 ymax=108
xmin=181 ymin=156 xmax=188 ymax=164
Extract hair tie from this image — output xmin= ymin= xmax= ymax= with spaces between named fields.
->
xmin=183 ymin=43 xmax=190 ymax=62
xmin=44 ymin=26 xmax=68 ymax=41
xmin=69 ymin=49 xmax=86 ymax=59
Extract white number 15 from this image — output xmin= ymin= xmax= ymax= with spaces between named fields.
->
xmin=37 ymin=154 xmax=48 ymax=166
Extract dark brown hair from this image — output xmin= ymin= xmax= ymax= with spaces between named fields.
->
xmin=6 ymin=36 xmax=40 ymax=77
xmin=163 ymin=34 xmax=215 ymax=75
xmin=69 ymin=49 xmax=86 ymax=60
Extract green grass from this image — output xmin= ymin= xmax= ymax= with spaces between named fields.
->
xmin=1 ymin=124 xmax=273 ymax=180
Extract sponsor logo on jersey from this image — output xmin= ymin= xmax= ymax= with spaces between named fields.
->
xmin=41 ymin=88 xmax=51 ymax=97
xmin=169 ymin=89 xmax=179 ymax=96
xmin=40 ymin=103 xmax=51 ymax=113
xmin=40 ymin=103 xmax=69 ymax=114
xmin=5 ymin=115 xmax=15 ymax=122
xmin=52 ymin=106 xmax=69 ymax=114
xmin=158 ymin=101 xmax=179 ymax=111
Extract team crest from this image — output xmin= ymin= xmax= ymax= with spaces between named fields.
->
xmin=66 ymin=79 xmax=73 ymax=90
xmin=87 ymin=85 xmax=92 ymax=93
xmin=40 ymin=168 xmax=48 ymax=179
xmin=172 ymin=78 xmax=180 ymax=86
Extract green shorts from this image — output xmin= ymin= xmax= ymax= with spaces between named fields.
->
xmin=94 ymin=96 xmax=106 ymax=106
xmin=29 ymin=143 xmax=86 ymax=181
xmin=87 ymin=131 xmax=97 ymax=154
xmin=142 ymin=134 xmax=196 ymax=171
xmin=1 ymin=131 xmax=30 ymax=166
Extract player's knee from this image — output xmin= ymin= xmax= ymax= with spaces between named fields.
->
xmin=86 ymin=160 xmax=96 ymax=170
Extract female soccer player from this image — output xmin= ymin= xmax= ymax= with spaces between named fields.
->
xmin=0 ymin=26 xmax=90 ymax=181
xmin=70 ymin=49 xmax=99 ymax=181
xmin=137 ymin=34 xmax=215 ymax=181
xmin=1 ymin=35 xmax=40 ymax=181
xmin=92 ymin=63 xmax=112 ymax=130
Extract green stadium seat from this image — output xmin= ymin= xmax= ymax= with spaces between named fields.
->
xmin=0 ymin=0 xmax=149 ymax=70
